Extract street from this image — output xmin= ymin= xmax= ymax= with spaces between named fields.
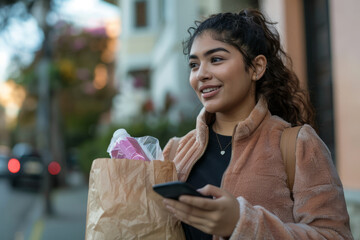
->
xmin=0 ymin=178 xmax=41 ymax=240
xmin=0 ymin=176 xmax=88 ymax=240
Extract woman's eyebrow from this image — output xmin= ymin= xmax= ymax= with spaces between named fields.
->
xmin=189 ymin=47 xmax=230 ymax=59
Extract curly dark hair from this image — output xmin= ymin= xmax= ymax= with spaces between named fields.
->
xmin=183 ymin=9 xmax=316 ymax=127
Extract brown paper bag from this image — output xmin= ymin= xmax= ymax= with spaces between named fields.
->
xmin=85 ymin=158 xmax=185 ymax=240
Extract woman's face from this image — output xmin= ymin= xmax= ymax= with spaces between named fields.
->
xmin=189 ymin=31 xmax=257 ymax=117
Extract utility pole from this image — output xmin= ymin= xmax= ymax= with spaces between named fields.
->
xmin=33 ymin=0 xmax=53 ymax=215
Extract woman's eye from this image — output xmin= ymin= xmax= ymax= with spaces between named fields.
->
xmin=211 ymin=57 xmax=223 ymax=63
xmin=189 ymin=62 xmax=198 ymax=69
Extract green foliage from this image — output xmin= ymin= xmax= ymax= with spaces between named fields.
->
xmin=78 ymin=133 xmax=111 ymax=175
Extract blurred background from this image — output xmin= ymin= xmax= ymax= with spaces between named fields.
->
xmin=0 ymin=0 xmax=359 ymax=239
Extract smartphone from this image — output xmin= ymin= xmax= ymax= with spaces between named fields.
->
xmin=152 ymin=181 xmax=206 ymax=200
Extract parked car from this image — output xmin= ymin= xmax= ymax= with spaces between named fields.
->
xmin=9 ymin=152 xmax=45 ymax=190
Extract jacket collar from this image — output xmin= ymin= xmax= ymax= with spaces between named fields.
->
xmin=196 ymin=97 xmax=269 ymax=142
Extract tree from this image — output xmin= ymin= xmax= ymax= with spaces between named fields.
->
xmin=1 ymin=0 xmax=118 ymax=214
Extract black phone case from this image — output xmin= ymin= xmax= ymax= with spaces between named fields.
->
xmin=152 ymin=181 xmax=205 ymax=200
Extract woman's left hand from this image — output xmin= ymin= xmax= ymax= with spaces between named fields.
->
xmin=163 ymin=184 xmax=240 ymax=237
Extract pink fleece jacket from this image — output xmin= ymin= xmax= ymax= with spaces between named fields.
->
xmin=163 ymin=98 xmax=353 ymax=240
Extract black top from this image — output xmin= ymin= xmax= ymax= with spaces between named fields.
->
xmin=182 ymin=126 xmax=232 ymax=240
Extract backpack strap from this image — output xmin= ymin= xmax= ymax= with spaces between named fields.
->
xmin=280 ymin=126 xmax=302 ymax=193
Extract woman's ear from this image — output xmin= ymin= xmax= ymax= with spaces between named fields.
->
xmin=251 ymin=55 xmax=267 ymax=81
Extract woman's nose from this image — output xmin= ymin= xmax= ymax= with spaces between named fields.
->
xmin=197 ymin=64 xmax=212 ymax=81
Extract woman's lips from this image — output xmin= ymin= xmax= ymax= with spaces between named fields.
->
xmin=201 ymin=87 xmax=221 ymax=98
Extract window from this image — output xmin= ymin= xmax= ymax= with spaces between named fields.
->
xmin=129 ymin=69 xmax=150 ymax=89
xmin=134 ymin=0 xmax=148 ymax=28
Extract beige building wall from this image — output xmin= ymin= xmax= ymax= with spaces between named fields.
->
xmin=330 ymin=0 xmax=360 ymax=190
xmin=284 ymin=0 xmax=307 ymax=89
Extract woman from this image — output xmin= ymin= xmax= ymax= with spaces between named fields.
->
xmin=162 ymin=9 xmax=353 ymax=240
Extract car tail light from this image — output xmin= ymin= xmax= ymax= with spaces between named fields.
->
xmin=8 ymin=158 xmax=20 ymax=173
xmin=48 ymin=161 xmax=61 ymax=175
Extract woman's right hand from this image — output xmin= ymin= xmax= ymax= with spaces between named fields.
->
xmin=163 ymin=184 xmax=239 ymax=237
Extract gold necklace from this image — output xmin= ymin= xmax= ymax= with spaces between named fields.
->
xmin=214 ymin=132 xmax=232 ymax=155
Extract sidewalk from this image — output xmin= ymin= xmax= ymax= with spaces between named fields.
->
xmin=25 ymin=174 xmax=89 ymax=240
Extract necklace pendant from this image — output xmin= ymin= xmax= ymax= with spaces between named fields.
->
xmin=220 ymin=150 xmax=225 ymax=155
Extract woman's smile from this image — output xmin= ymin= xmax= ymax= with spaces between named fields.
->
xmin=200 ymin=85 xmax=222 ymax=98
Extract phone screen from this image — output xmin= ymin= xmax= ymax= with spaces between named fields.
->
xmin=152 ymin=181 xmax=206 ymax=200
